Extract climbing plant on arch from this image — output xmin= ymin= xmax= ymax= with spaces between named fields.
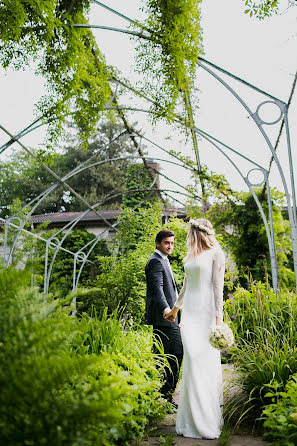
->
xmin=0 ymin=0 xmax=296 ymax=294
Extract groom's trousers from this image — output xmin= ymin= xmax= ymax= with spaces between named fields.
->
xmin=153 ymin=325 xmax=183 ymax=398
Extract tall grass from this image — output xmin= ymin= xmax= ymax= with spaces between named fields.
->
xmin=223 ymin=282 xmax=297 ymax=430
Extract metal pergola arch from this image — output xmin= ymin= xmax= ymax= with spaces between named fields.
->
xmin=103 ymin=72 xmax=296 ymax=291
xmin=1 ymin=118 xmax=200 ymax=296
xmin=1 ymin=0 xmax=296 ymax=295
xmin=79 ymin=0 xmax=297 ymax=289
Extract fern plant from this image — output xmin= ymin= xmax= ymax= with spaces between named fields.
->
xmin=0 ymin=267 xmax=167 ymax=445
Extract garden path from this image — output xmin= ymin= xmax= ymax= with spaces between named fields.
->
xmin=142 ymin=365 xmax=268 ymax=446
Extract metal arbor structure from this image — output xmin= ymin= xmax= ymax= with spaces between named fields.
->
xmin=1 ymin=0 xmax=297 ymax=297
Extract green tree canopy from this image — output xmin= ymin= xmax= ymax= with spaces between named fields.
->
xmin=0 ymin=0 xmax=111 ymax=142
xmin=0 ymin=120 xmax=138 ymax=217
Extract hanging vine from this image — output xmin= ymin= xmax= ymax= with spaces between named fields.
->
xmin=0 ymin=0 xmax=111 ymax=144
xmin=133 ymin=0 xmax=203 ymax=121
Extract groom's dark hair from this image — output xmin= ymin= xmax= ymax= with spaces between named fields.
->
xmin=155 ymin=229 xmax=175 ymax=244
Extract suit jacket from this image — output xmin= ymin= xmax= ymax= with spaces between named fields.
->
xmin=145 ymin=252 xmax=179 ymax=327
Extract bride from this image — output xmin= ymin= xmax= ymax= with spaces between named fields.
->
xmin=165 ymin=218 xmax=225 ymax=439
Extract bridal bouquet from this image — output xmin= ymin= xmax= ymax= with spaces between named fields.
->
xmin=209 ymin=323 xmax=234 ymax=350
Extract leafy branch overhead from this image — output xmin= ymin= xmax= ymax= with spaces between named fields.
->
xmin=0 ymin=0 xmax=111 ymax=143
xmin=242 ymin=0 xmax=279 ymax=19
xmin=133 ymin=0 xmax=203 ymax=121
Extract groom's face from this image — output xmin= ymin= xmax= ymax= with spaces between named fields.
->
xmin=156 ymin=236 xmax=175 ymax=257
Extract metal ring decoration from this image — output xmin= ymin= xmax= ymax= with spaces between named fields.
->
xmin=197 ymin=58 xmax=297 ymax=290
xmin=75 ymin=251 xmax=87 ymax=263
xmin=246 ymin=168 xmax=266 ymax=187
xmin=255 ymin=100 xmax=283 ymax=126
xmin=48 ymin=237 xmax=60 ymax=250
xmin=6 ymin=216 xmax=23 ymax=232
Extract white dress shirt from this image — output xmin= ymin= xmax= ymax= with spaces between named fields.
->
xmin=155 ymin=249 xmax=178 ymax=315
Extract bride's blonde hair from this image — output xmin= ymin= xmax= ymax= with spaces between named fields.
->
xmin=184 ymin=218 xmax=216 ymax=261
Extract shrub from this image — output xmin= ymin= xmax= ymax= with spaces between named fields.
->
xmin=0 ymin=267 xmax=167 ymax=445
xmin=78 ymin=205 xmax=188 ymax=322
xmin=31 ymin=229 xmax=110 ymax=297
xmin=263 ymin=375 xmax=297 ymax=446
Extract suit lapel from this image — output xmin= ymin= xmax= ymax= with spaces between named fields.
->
xmin=154 ymin=252 xmax=177 ymax=290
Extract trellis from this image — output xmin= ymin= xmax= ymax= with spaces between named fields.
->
xmin=1 ymin=0 xmax=296 ymax=298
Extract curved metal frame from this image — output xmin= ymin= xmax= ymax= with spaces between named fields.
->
xmin=2 ymin=130 xmax=133 ymax=266
xmin=1 ymin=1 xmax=296 ymax=295
xmin=194 ymin=128 xmax=278 ymax=292
xmin=86 ymin=1 xmax=297 ymax=288
xmin=197 ymin=58 xmax=297 ymax=289
xmin=0 ymin=120 xmax=197 ymax=295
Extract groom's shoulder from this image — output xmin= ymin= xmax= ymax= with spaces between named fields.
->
xmin=146 ymin=252 xmax=163 ymax=267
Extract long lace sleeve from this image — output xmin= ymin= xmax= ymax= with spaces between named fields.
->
xmin=212 ymin=249 xmax=225 ymax=319
xmin=174 ymin=275 xmax=187 ymax=309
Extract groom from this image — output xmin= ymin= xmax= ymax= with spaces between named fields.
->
xmin=145 ymin=229 xmax=183 ymax=406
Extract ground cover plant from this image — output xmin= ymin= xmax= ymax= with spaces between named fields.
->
xmin=0 ymin=267 xmax=167 ymax=445
xmin=262 ymin=374 xmax=297 ymax=446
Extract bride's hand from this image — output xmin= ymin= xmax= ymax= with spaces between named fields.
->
xmin=164 ymin=310 xmax=175 ymax=322
xmin=165 ymin=307 xmax=178 ymax=322
xmin=216 ymin=317 xmax=222 ymax=325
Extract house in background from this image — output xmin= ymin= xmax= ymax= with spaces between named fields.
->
xmin=28 ymin=208 xmax=188 ymax=238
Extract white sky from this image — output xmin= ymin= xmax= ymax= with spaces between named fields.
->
xmin=0 ymin=0 xmax=297 ymax=208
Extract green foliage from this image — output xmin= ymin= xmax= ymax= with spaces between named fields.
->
xmin=122 ymin=163 xmax=158 ymax=208
xmin=0 ymin=267 xmax=100 ymax=445
xmin=76 ymin=204 xmax=188 ymax=322
xmin=134 ymin=0 xmax=203 ymax=120
xmin=187 ymin=182 xmax=294 ymax=289
xmin=230 ymin=189 xmax=293 ymax=287
xmin=0 ymin=120 xmax=136 ymax=217
xmin=218 ymin=425 xmax=231 ymax=446
xmin=224 ymin=282 xmax=297 ymax=429
xmin=90 ymin=204 xmax=163 ymax=322
xmin=31 ymin=228 xmax=110 ymax=296
xmin=0 ymin=0 xmax=111 ymax=143
xmin=116 ymin=202 xmax=163 ymax=251
xmin=0 ymin=266 xmax=167 ymax=445
xmin=243 ymin=0 xmax=279 ymax=19
xmin=263 ymin=375 xmax=297 ymax=446
xmin=165 ymin=215 xmax=188 ymax=288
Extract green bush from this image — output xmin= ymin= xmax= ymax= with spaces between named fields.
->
xmin=0 ymin=267 xmax=167 ymax=445
xmin=263 ymin=375 xmax=297 ymax=446
xmin=31 ymin=229 xmax=110 ymax=297
xmin=76 ymin=205 xmax=188 ymax=322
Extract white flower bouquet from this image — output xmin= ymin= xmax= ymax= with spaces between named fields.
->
xmin=209 ymin=323 xmax=234 ymax=350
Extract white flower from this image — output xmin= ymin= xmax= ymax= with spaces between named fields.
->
xmin=209 ymin=323 xmax=234 ymax=350
xmin=189 ymin=219 xmax=214 ymax=235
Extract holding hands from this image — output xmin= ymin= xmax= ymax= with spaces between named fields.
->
xmin=164 ymin=309 xmax=222 ymax=326
xmin=164 ymin=306 xmax=179 ymax=323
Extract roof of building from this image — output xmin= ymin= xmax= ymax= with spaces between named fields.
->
xmin=27 ymin=208 xmax=187 ymax=226
xmin=29 ymin=210 xmax=122 ymax=224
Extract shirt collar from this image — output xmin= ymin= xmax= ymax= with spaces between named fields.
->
xmin=155 ymin=249 xmax=168 ymax=260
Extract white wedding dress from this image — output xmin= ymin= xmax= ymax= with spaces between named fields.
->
xmin=175 ymin=247 xmax=225 ymax=439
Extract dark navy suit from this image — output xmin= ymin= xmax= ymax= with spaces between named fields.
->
xmin=145 ymin=251 xmax=183 ymax=397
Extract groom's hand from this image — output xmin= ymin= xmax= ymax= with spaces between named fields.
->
xmin=163 ymin=307 xmax=171 ymax=319
xmin=164 ymin=308 xmax=176 ymax=322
